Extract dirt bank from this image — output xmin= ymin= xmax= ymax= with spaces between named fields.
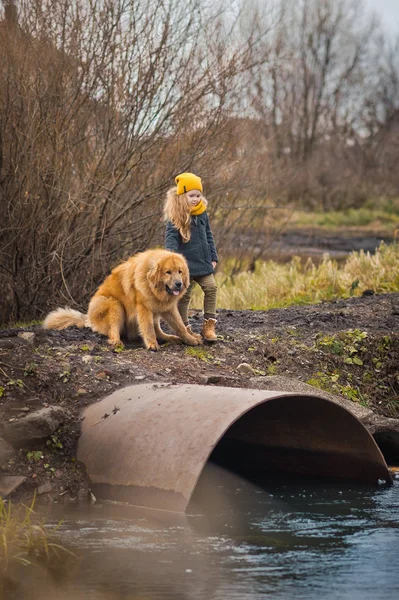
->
xmin=0 ymin=292 xmax=398 ymax=503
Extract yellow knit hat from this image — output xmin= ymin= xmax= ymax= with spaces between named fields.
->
xmin=175 ymin=172 xmax=203 ymax=196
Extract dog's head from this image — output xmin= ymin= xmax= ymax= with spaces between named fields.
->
xmin=148 ymin=252 xmax=190 ymax=299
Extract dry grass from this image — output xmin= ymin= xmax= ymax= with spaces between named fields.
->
xmin=191 ymin=242 xmax=399 ymax=310
xmin=0 ymin=494 xmax=73 ymax=577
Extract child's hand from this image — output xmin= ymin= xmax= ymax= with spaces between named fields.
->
xmin=212 ymin=261 xmax=217 ymax=269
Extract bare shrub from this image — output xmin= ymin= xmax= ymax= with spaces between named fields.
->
xmin=0 ymin=0 xmax=257 ymax=323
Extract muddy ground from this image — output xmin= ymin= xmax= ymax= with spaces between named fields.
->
xmin=230 ymin=227 xmax=394 ymax=262
xmin=0 ymin=292 xmax=398 ymax=504
xmin=269 ymin=228 xmax=393 ymax=259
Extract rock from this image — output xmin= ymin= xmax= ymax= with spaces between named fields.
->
xmin=2 ymin=406 xmax=67 ymax=447
xmin=37 ymin=481 xmax=53 ymax=495
xmin=0 ymin=475 xmax=27 ymax=497
xmin=18 ymin=332 xmax=36 ymax=344
xmin=76 ymin=388 xmax=88 ymax=395
xmin=0 ymin=437 xmax=16 ymax=463
xmin=96 ymin=371 xmax=111 ymax=380
xmin=236 ymin=363 xmax=256 ymax=375
xmin=82 ymin=355 xmax=94 ymax=363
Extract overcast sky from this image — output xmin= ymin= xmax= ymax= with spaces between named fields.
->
xmin=365 ymin=0 xmax=399 ymax=35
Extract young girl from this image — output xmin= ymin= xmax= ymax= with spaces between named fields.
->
xmin=164 ymin=172 xmax=218 ymax=342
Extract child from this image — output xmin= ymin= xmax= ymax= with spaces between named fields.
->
xmin=164 ymin=172 xmax=218 ymax=342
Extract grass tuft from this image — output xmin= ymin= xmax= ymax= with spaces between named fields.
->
xmin=0 ymin=494 xmax=74 ymax=577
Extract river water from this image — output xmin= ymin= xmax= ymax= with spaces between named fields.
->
xmin=34 ymin=465 xmax=399 ymax=600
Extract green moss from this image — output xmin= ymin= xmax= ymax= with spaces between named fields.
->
xmin=185 ymin=347 xmax=212 ymax=362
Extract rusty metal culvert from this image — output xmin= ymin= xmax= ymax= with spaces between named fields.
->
xmin=77 ymin=383 xmax=392 ymax=512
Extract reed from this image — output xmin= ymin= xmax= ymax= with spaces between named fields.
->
xmin=0 ymin=494 xmax=73 ymax=576
xmin=191 ymin=242 xmax=399 ymax=311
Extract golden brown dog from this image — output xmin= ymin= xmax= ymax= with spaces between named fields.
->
xmin=43 ymin=249 xmax=202 ymax=350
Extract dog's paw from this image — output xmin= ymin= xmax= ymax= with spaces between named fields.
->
xmin=146 ymin=341 xmax=160 ymax=351
xmin=185 ymin=335 xmax=203 ymax=346
xmin=108 ymin=338 xmax=124 ymax=348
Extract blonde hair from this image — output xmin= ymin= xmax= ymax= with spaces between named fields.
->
xmin=163 ymin=186 xmax=207 ymax=242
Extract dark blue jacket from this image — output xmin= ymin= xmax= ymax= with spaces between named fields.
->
xmin=165 ymin=212 xmax=218 ymax=277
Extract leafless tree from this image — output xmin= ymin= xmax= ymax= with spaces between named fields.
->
xmin=248 ymin=0 xmax=390 ymax=209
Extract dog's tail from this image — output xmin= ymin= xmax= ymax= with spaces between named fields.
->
xmin=43 ymin=307 xmax=88 ymax=330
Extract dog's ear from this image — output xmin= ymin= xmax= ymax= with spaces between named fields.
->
xmin=181 ymin=261 xmax=190 ymax=289
xmin=147 ymin=261 xmax=161 ymax=287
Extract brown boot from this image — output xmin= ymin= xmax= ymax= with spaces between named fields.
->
xmin=202 ymin=318 xmax=217 ymax=342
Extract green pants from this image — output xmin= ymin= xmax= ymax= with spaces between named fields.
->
xmin=179 ymin=274 xmax=217 ymax=324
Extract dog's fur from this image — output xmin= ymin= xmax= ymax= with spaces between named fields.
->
xmin=43 ymin=249 xmax=202 ymax=351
